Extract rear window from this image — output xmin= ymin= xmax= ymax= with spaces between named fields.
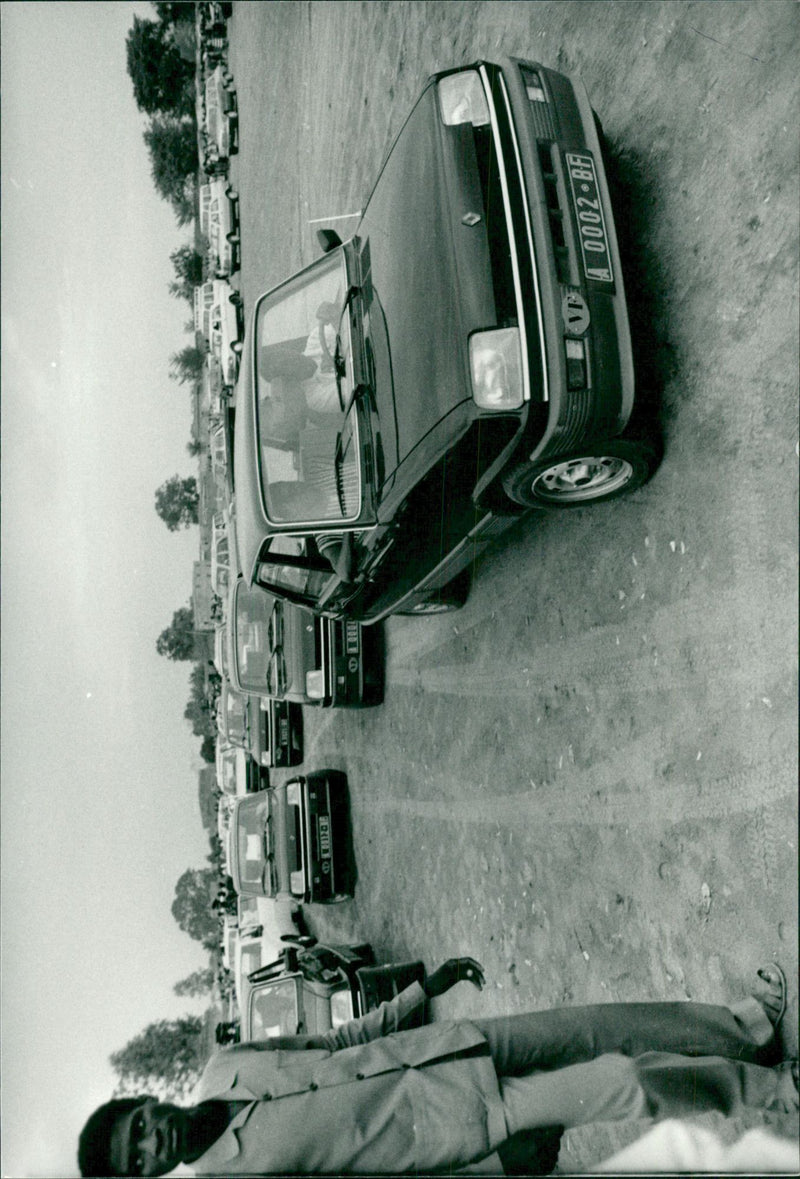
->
xmin=248 ymin=976 xmax=302 ymax=1038
xmin=234 ymin=795 xmax=270 ymax=888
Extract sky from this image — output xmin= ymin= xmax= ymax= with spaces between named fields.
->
xmin=1 ymin=4 xmax=218 ymax=1175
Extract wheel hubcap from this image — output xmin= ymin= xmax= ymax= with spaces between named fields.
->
xmin=533 ymin=456 xmax=633 ymax=502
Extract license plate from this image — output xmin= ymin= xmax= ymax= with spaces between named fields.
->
xmin=318 ymin=814 xmax=331 ymax=857
xmin=345 ymin=621 xmax=360 ymax=655
xmin=279 ymin=718 xmax=289 ymax=745
xmin=565 ymin=152 xmax=614 ymax=286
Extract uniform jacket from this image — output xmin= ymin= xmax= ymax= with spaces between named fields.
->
xmin=190 ymin=981 xmax=507 ymax=1174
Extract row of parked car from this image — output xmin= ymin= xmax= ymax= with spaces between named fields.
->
xmin=192 ymin=10 xmax=663 ymax=1037
xmin=190 ymin=25 xmax=405 ymax=1035
xmin=193 ymin=5 xmax=245 ymax=403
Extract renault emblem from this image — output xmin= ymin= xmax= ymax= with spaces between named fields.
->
xmin=561 ymin=289 xmax=590 ymax=335
xmin=462 ymin=211 xmax=482 ymax=227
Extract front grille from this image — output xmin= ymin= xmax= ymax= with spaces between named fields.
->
xmin=537 ymin=143 xmax=571 ymax=285
xmin=539 ymin=387 xmax=594 ymax=457
xmin=478 ymin=66 xmax=547 ymax=400
xmin=518 ymin=66 xmax=556 ymax=139
xmin=472 ymin=126 xmax=518 ymax=328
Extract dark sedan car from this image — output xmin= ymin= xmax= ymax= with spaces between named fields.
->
xmin=216 ymin=679 xmax=303 ymax=769
xmin=234 ymin=58 xmax=660 ymax=621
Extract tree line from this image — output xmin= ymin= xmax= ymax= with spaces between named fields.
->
xmin=111 ymin=5 xmax=236 ymax=1096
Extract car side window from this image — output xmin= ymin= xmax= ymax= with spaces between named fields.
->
xmin=256 ymin=534 xmax=332 ymax=603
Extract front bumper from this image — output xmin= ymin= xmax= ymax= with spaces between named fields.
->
xmin=303 ymin=770 xmax=349 ymax=902
xmin=478 ymin=57 xmax=634 ymax=459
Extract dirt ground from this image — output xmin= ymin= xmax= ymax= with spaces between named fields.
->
xmin=226 ymin=1 xmax=798 ymax=1169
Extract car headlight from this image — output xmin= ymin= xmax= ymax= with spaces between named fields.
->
xmin=438 ymin=71 xmax=490 ymax=127
xmin=330 ymin=987 xmax=355 ymax=1028
xmin=286 ymin=779 xmax=301 ymax=807
xmin=469 ymin=328 xmax=524 ymax=410
xmin=305 ymin=669 xmax=325 ymax=700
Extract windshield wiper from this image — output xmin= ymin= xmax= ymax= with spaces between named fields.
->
xmin=333 ymin=426 xmax=353 ymax=515
xmin=333 ymin=286 xmax=360 ymax=411
xmin=267 ymin=600 xmax=283 ymax=650
xmin=333 ymin=337 xmax=347 ymax=412
xmin=266 ymin=647 xmax=286 ymax=697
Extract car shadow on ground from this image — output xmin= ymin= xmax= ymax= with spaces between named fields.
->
xmin=600 ymin=134 xmax=676 ymax=444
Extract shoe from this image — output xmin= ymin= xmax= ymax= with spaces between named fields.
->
xmin=757 ymin=963 xmax=788 ymax=1030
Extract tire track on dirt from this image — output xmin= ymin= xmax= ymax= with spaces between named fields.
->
xmin=386 ymin=587 xmax=790 ymax=699
xmin=356 ymin=751 xmax=795 ymax=829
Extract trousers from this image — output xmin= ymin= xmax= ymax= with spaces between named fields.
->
xmin=499 ymin=1052 xmax=797 ymax=1131
xmin=469 ymin=994 xmax=779 ymax=1134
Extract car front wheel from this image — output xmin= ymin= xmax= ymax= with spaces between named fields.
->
xmin=502 ymin=438 xmax=660 ymax=509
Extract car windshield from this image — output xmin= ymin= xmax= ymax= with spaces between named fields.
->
xmin=233 ymin=581 xmax=275 ymax=692
xmin=235 ymin=794 xmax=272 ymax=891
xmin=253 ymin=251 xmax=361 ymax=525
xmin=218 ymin=749 xmax=237 ymax=795
xmin=238 ymin=896 xmax=260 ymax=925
xmin=248 ymin=977 xmax=302 ymax=1038
xmin=221 ymin=686 xmax=248 ymax=746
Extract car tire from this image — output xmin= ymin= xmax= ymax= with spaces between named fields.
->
xmin=361 ymin=671 xmax=384 ymax=707
xmin=501 ymin=438 xmax=660 ymax=509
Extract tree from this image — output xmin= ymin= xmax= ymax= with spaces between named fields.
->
xmin=185 ymin=695 xmax=216 ymax=738
xmin=185 ymin=661 xmax=218 ymax=735
xmin=170 ymin=344 xmax=206 ymax=385
xmin=169 ymin=243 xmax=205 ymax=303
xmin=126 ymin=15 xmax=194 ymax=117
xmin=142 ymin=115 xmax=198 ymax=222
xmin=157 ymin=606 xmax=197 ymax=661
xmin=155 ymin=475 xmax=199 ymax=530
xmin=110 ymin=1015 xmax=205 ymax=1101
xmin=152 ymin=1 xmax=196 ymax=25
xmin=173 ymin=966 xmax=215 ymax=999
xmin=200 ymin=734 xmax=217 ymax=763
xmin=171 ymin=867 xmax=219 ymax=949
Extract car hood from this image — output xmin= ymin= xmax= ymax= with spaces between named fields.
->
xmin=356 ymin=81 xmax=494 ymax=493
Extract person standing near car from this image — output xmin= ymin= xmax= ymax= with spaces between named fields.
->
xmin=78 ymin=959 xmax=795 ymax=1176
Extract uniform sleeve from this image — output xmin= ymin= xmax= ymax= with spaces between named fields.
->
xmin=223 ymin=981 xmax=428 ymax=1054
xmin=319 ymin=980 xmax=428 ymax=1050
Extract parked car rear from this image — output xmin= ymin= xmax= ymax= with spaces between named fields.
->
xmin=229 ymin=578 xmax=382 ymax=707
xmin=229 ymin=771 xmax=351 ymax=906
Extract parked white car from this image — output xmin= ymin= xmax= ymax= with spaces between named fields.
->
xmin=211 ymin=509 xmax=239 ymax=597
xmin=204 ymin=64 xmax=238 ymax=169
xmin=215 ymin=743 xmax=269 ymax=798
xmin=193 ymin=278 xmax=243 ymax=389
xmin=200 ymin=178 xmax=240 ymax=277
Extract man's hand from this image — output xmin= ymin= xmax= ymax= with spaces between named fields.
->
xmin=424 ymin=957 xmax=485 ymax=999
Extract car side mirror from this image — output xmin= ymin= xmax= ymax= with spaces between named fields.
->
xmin=316 ymin=228 xmax=342 ymax=254
xmin=316 ymin=533 xmax=355 ymax=582
xmin=281 ymin=933 xmax=317 ymax=948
